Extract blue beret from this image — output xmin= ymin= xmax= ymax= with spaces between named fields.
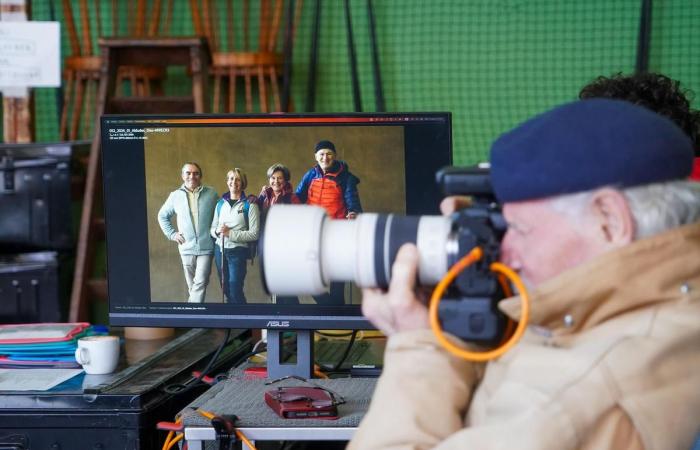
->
xmin=315 ymin=140 xmax=336 ymax=153
xmin=490 ymin=99 xmax=694 ymax=203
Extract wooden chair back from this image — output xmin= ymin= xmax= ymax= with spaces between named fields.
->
xmin=190 ymin=0 xmax=303 ymax=112
xmin=60 ymin=0 xmax=174 ymax=140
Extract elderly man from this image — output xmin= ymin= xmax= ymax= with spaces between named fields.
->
xmin=350 ymin=99 xmax=700 ymax=449
xmin=296 ymin=139 xmax=363 ymax=305
xmin=158 ymin=162 xmax=218 ymax=303
xmin=296 ymin=139 xmax=362 ymax=219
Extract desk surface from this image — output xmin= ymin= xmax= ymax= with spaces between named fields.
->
xmin=0 ymin=328 xmax=250 ymax=450
xmin=0 ymin=328 xmax=247 ymax=409
xmin=181 ymin=338 xmax=384 ymax=449
xmin=183 ymin=370 xmax=376 ymax=449
xmin=182 ymin=368 xmax=377 ymax=427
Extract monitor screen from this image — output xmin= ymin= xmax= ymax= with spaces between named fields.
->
xmin=102 ymin=112 xmax=452 ymax=331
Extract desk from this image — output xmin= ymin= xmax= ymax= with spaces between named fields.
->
xmin=0 ymin=328 xmax=249 ymax=449
xmin=182 ymin=368 xmax=377 ymax=449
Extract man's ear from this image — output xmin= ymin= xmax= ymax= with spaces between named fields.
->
xmin=588 ymin=188 xmax=635 ymax=247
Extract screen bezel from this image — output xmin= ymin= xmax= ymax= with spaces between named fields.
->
xmin=102 ymin=112 xmax=452 ymax=330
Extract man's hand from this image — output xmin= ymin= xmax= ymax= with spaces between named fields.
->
xmin=346 ymin=211 xmax=358 ymax=220
xmin=172 ymin=232 xmax=186 ymax=245
xmin=361 ymin=244 xmax=429 ymax=335
xmin=361 ymin=196 xmax=474 ymax=336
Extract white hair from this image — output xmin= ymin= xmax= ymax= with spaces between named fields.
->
xmin=549 ymin=180 xmax=700 ymax=239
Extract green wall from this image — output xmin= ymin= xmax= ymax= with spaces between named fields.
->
xmin=24 ymin=0 xmax=700 ymax=164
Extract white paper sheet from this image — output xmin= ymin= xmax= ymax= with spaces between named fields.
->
xmin=0 ymin=368 xmax=82 ymax=391
xmin=0 ymin=21 xmax=60 ymax=88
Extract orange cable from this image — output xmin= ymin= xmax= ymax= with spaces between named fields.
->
xmin=162 ymin=417 xmax=182 ymax=450
xmin=165 ymin=434 xmax=183 ymax=450
xmin=496 ymin=273 xmax=517 ymax=344
xmin=428 ymin=247 xmax=530 ymax=362
xmin=197 ymin=409 xmax=258 ymax=450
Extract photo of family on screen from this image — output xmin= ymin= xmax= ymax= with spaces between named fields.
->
xmin=144 ymin=125 xmax=407 ymax=305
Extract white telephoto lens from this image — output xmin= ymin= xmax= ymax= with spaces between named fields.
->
xmin=415 ymin=216 xmax=451 ymax=284
xmin=262 ymin=205 xmax=328 ymax=295
xmin=262 ymin=205 xmax=453 ymax=294
xmin=372 ymin=214 xmax=451 ymax=286
xmin=321 ymin=213 xmax=379 ymax=288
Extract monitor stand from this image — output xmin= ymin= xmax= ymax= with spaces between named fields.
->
xmin=266 ymin=329 xmax=314 ymax=380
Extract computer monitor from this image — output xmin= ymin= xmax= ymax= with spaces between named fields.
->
xmin=102 ymin=112 xmax=452 ymax=377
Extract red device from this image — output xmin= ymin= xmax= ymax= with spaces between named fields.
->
xmin=264 ymin=386 xmax=341 ymax=419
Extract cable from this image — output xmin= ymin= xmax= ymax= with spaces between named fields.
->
xmin=344 ymin=0 xmax=362 ymax=111
xmin=367 ymin=0 xmax=385 ymax=111
xmin=496 ymin=273 xmax=517 ymax=344
xmin=428 ymin=247 xmax=530 ymax=362
xmin=328 ymin=330 xmax=358 ymax=371
xmin=315 ymin=330 xmax=355 ymax=338
xmin=251 ymin=338 xmax=267 ymax=354
xmin=164 ymin=433 xmax=183 ymax=450
xmin=163 ymin=328 xmax=232 ymax=395
xmin=305 ymin=0 xmax=321 ymax=111
xmin=161 ymin=417 xmax=183 ymax=450
xmin=281 ymin=0 xmax=295 ymax=111
xmin=314 ymin=366 xmax=329 ymax=379
xmin=197 ymin=409 xmax=258 ymax=450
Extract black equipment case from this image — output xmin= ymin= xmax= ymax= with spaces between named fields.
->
xmin=0 ymin=142 xmax=86 ymax=251
xmin=0 ymin=252 xmax=60 ymax=323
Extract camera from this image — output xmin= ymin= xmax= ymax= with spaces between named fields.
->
xmin=260 ymin=166 xmax=508 ymax=343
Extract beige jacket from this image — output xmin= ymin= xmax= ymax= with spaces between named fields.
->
xmin=349 ymin=222 xmax=700 ymax=450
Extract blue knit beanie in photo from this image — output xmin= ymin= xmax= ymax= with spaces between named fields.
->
xmin=490 ymin=99 xmax=694 ymax=203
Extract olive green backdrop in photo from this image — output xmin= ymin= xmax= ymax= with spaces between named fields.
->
xmin=145 ymin=125 xmax=405 ymax=303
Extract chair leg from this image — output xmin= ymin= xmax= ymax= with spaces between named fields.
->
xmin=142 ymin=71 xmax=151 ymax=96
xmin=60 ymin=70 xmax=75 ymax=141
xmin=213 ymin=73 xmax=221 ymax=113
xmin=153 ymin=78 xmax=164 ymax=96
xmin=229 ymin=67 xmax=237 ymax=112
xmin=257 ymin=65 xmax=268 ymax=112
xmin=244 ymin=69 xmax=253 ymax=113
xmin=220 ymin=72 xmax=228 ymax=113
xmin=82 ymin=77 xmax=94 ymax=139
xmin=116 ymin=68 xmax=124 ymax=97
xmin=269 ymin=65 xmax=281 ymax=112
xmin=130 ymin=71 xmax=138 ymax=96
xmin=70 ymin=73 xmax=86 ymax=141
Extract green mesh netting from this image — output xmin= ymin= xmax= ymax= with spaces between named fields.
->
xmin=18 ymin=0 xmax=700 ymax=164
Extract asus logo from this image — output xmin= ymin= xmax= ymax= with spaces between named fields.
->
xmin=266 ymin=321 xmax=290 ymax=327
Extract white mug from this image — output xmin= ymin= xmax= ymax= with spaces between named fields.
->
xmin=75 ymin=335 xmax=120 ymax=375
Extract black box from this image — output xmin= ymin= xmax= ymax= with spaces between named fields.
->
xmin=0 ymin=141 xmax=87 ymax=252
xmin=0 ymin=252 xmax=60 ymax=323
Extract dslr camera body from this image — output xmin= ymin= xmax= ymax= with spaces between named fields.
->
xmin=261 ymin=166 xmax=508 ymax=343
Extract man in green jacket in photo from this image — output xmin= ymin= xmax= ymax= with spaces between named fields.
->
xmin=158 ymin=162 xmax=219 ymax=303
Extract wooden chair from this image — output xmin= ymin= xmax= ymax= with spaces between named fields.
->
xmin=60 ymin=0 xmax=173 ymax=141
xmin=69 ymin=37 xmax=210 ymax=323
xmin=190 ymin=0 xmax=303 ymax=113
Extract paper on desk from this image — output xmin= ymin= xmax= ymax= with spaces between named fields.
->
xmin=0 ymin=368 xmax=83 ymax=391
xmin=0 ymin=323 xmax=83 ymax=341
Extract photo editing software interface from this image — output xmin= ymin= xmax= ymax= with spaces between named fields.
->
xmin=102 ymin=113 xmax=452 ymax=332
